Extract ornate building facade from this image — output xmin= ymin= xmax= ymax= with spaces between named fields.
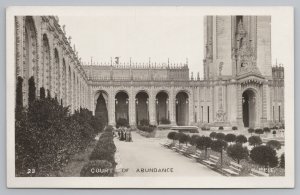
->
xmin=15 ymin=15 xmax=284 ymax=129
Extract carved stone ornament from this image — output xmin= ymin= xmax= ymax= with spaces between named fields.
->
xmin=215 ymin=109 xmax=226 ymax=122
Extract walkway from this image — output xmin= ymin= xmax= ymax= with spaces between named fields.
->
xmin=114 ymin=132 xmax=222 ymax=177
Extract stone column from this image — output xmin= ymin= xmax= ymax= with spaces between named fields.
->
xmin=129 ymin=88 xmax=136 ymax=126
xmin=236 ymin=84 xmax=243 ymax=127
xmin=188 ymin=89 xmax=194 ymax=125
xmin=169 ymin=88 xmax=176 ymax=125
xmin=149 ymin=91 xmax=156 ymax=125
xmin=108 ymin=89 xmax=116 ymax=126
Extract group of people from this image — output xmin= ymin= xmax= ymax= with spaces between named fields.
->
xmin=116 ymin=127 xmax=133 ymax=142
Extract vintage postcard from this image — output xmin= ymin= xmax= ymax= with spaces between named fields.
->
xmin=6 ymin=6 xmax=294 ymax=188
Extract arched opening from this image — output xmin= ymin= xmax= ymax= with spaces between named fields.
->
xmin=115 ymin=91 xmax=129 ymax=125
xmin=23 ymin=16 xmax=37 ymax=105
xmin=95 ymin=91 xmax=108 ymax=126
xmin=135 ymin=91 xmax=149 ymax=125
xmin=54 ymin=49 xmax=60 ymax=98
xmin=42 ymin=34 xmax=51 ymax=92
xmin=176 ymin=91 xmax=189 ymax=126
xmin=242 ymin=89 xmax=256 ymax=128
xmin=156 ymin=91 xmax=169 ymax=125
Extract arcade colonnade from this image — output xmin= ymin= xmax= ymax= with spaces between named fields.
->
xmin=15 ymin=16 xmax=89 ymax=112
xmin=91 ymin=87 xmax=194 ymax=126
xmin=15 ymin=16 xmax=284 ymax=128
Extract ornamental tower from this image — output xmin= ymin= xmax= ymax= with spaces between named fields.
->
xmin=203 ymin=16 xmax=271 ymax=79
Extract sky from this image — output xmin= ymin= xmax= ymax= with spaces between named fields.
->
xmin=58 ymin=7 xmax=290 ymax=78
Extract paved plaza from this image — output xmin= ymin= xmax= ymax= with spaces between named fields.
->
xmin=114 ymin=132 xmax=222 ymax=177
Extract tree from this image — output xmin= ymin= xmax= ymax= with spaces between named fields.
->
xmin=227 ymin=144 xmax=249 ymax=164
xmin=140 ymin=119 xmax=149 ymax=126
xmin=28 ymin=76 xmax=36 ymax=106
xmin=225 ymin=133 xmax=236 ymax=144
xmin=178 ymin=132 xmax=190 ymax=146
xmin=255 ymin=128 xmax=264 ymax=137
xmin=167 ymin=132 xmax=177 ymax=142
xmin=250 ymin=146 xmax=279 ymax=173
xmin=266 ymin=140 xmax=282 ymax=150
xmin=209 ymin=132 xmax=217 ymax=140
xmin=216 ymin=132 xmax=225 ymax=141
xmin=248 ymin=128 xmax=254 ymax=135
xmin=196 ymin=136 xmax=212 ymax=158
xmin=16 ymin=76 xmax=23 ymax=120
xmin=263 ymin=127 xmax=271 ymax=134
xmin=40 ymin=87 xmax=45 ymax=99
xmin=190 ymin=135 xmax=200 ymax=146
xmin=235 ymin=135 xmax=247 ymax=144
xmin=248 ymin=136 xmax=262 ymax=147
xmin=279 ymin=153 xmax=285 ymax=168
xmin=211 ymin=140 xmax=227 ymax=167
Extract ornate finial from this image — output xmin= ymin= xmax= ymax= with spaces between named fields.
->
xmin=186 ymin=58 xmax=188 ymax=65
xmin=191 ymin=72 xmax=194 ymax=80
xmin=168 ymin=58 xmax=170 ymax=67
xmin=197 ymin=72 xmax=200 ymax=80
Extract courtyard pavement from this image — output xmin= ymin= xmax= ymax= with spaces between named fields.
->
xmin=114 ymin=132 xmax=222 ymax=177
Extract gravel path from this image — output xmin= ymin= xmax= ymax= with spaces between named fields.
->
xmin=114 ymin=132 xmax=222 ymax=177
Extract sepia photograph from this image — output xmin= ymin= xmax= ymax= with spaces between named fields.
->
xmin=6 ymin=6 xmax=294 ymax=188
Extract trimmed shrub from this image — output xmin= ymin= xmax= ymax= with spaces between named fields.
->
xmin=216 ymin=132 xmax=225 ymax=141
xmin=80 ymin=160 xmax=114 ymax=177
xmin=266 ymin=140 xmax=282 ymax=150
xmin=255 ymin=128 xmax=264 ymax=136
xmin=280 ymin=153 xmax=285 ymax=168
xmin=227 ymin=143 xmax=249 ymax=164
xmin=250 ymin=146 xmax=278 ymax=171
xmin=178 ymin=133 xmax=190 ymax=145
xmin=160 ymin=117 xmax=170 ymax=124
xmin=211 ymin=140 xmax=227 ymax=167
xmin=140 ymin=119 xmax=149 ymax=126
xmin=235 ymin=135 xmax=247 ymax=144
xmin=248 ymin=128 xmax=254 ymax=135
xmin=232 ymin=126 xmax=238 ymax=130
xmin=209 ymin=132 xmax=217 ymax=140
xmin=167 ymin=132 xmax=177 ymax=141
xmin=196 ymin=136 xmax=212 ymax=158
xmin=16 ymin=76 xmax=23 ymax=109
xmin=190 ymin=135 xmax=200 ymax=146
xmin=28 ymin=76 xmax=36 ymax=106
xmin=89 ymin=144 xmax=116 ymax=167
xmin=263 ymin=127 xmax=271 ymax=134
xmin=218 ymin=126 xmax=224 ymax=130
xmin=201 ymin=126 xmax=210 ymax=131
xmin=224 ymin=133 xmax=236 ymax=143
xmin=116 ymin=118 xmax=128 ymax=128
xmin=248 ymin=136 xmax=262 ymax=147
xmin=138 ymin=125 xmax=156 ymax=133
